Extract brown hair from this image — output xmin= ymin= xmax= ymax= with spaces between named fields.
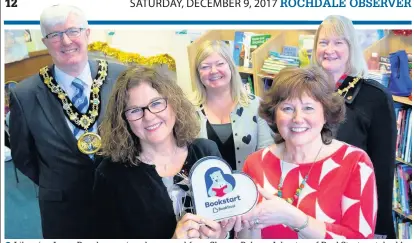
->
xmin=99 ymin=65 xmax=200 ymax=165
xmin=259 ymin=65 xmax=346 ymax=144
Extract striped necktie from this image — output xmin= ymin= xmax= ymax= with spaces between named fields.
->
xmin=71 ymin=78 xmax=89 ymax=137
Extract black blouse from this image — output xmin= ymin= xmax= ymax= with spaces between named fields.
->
xmin=206 ymin=121 xmax=237 ymax=170
xmin=93 ymin=138 xmax=222 ymax=239
xmin=200 ymin=108 xmax=237 ymax=170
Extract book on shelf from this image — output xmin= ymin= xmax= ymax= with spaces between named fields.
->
xmin=232 ymin=31 xmax=271 ymax=69
xmin=282 ymin=45 xmax=298 ymax=57
xmin=367 ymin=70 xmax=390 ymax=87
xmin=240 ymin=73 xmax=254 ymax=95
xmin=393 ymin=211 xmax=412 ymax=239
xmin=233 ymin=31 xmax=255 ymax=67
xmin=263 ymin=78 xmax=273 ymax=91
xmin=261 ymin=51 xmax=299 ymax=75
xmin=395 ymin=106 xmax=412 ymax=162
xmin=244 ymin=33 xmax=271 ymax=68
xmin=393 ymin=163 xmax=412 ymax=215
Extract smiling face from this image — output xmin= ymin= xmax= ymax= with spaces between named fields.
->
xmin=42 ymin=13 xmax=90 ymax=72
xmin=198 ymin=52 xmax=232 ymax=90
xmin=275 ymin=93 xmax=325 ymax=147
xmin=125 ymin=82 xmax=176 ymax=147
xmin=316 ymin=27 xmax=350 ymax=77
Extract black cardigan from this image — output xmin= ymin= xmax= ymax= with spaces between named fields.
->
xmin=93 ymin=138 xmax=222 ymax=239
xmin=336 ymin=76 xmax=397 ymax=239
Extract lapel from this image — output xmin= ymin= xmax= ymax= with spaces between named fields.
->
xmin=80 ymin=59 xmax=107 ymax=127
xmin=93 ymin=60 xmax=111 ymax=127
xmin=35 ymin=66 xmax=79 ymax=153
xmin=338 ymin=75 xmax=363 ymax=105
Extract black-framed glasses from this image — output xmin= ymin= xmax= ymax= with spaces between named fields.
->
xmin=45 ymin=28 xmax=85 ymax=42
xmin=124 ymin=98 xmax=168 ymax=121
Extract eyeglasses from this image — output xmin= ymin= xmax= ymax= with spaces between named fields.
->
xmin=45 ymin=28 xmax=85 ymax=43
xmin=124 ymin=98 xmax=168 ymax=121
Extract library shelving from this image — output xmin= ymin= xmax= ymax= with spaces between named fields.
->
xmin=369 ymin=33 xmax=413 ymax=239
xmin=393 ymin=95 xmax=412 ymax=239
xmin=394 ymin=207 xmax=412 ymax=221
xmin=393 ymin=95 xmax=412 ymax=106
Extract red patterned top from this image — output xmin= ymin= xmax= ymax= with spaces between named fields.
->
xmin=243 ymin=144 xmax=377 ymax=239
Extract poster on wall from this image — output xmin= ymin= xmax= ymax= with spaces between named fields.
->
xmin=5 ymin=30 xmax=30 ymax=64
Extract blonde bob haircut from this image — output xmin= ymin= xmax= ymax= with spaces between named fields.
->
xmin=192 ymin=40 xmax=250 ymax=107
xmin=311 ymin=15 xmax=368 ymax=78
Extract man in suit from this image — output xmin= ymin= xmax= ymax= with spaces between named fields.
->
xmin=9 ymin=4 xmax=126 ymax=238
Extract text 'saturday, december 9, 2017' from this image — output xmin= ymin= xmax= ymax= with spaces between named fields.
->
xmin=129 ymin=0 xmax=412 ymax=8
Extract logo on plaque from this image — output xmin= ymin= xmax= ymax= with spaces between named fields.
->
xmin=190 ymin=156 xmax=258 ymax=221
xmin=205 ymin=168 xmax=235 ymax=198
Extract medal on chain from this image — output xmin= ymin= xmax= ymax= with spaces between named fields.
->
xmin=39 ymin=60 xmax=108 ymax=154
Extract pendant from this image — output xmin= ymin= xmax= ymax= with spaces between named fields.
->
xmin=77 ymin=132 xmax=102 ymax=154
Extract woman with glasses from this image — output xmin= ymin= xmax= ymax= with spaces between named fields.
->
xmin=94 ymin=65 xmax=235 ymax=239
xmin=192 ymin=40 xmax=273 ymax=173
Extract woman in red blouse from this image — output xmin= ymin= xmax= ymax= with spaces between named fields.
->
xmin=237 ymin=66 xmax=377 ymax=239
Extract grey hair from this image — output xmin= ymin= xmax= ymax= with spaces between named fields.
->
xmin=192 ymin=40 xmax=250 ymax=107
xmin=311 ymin=15 xmax=368 ymax=78
xmin=40 ymin=4 xmax=89 ymax=37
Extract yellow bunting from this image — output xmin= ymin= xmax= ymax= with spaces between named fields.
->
xmin=88 ymin=41 xmax=176 ymax=71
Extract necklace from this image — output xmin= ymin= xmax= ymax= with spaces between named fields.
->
xmin=39 ymin=60 xmax=108 ymax=154
xmin=138 ymin=145 xmax=179 ymax=171
xmin=276 ymin=144 xmax=323 ymax=204
xmin=336 ymin=76 xmax=361 ymax=96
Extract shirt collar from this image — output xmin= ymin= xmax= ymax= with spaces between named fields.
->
xmin=54 ymin=62 xmax=92 ymax=92
xmin=336 ymin=73 xmax=348 ymax=89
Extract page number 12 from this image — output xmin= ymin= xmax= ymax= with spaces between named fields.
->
xmin=5 ymin=0 xmax=18 ymax=7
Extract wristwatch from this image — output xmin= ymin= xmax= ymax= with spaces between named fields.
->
xmin=291 ymin=216 xmax=309 ymax=232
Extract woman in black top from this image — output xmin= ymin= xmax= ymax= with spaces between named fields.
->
xmin=94 ymin=65 xmax=234 ymax=239
xmin=312 ymin=15 xmax=397 ymax=238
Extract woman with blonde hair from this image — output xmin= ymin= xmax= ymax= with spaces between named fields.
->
xmin=311 ymin=15 xmax=397 ymax=239
xmin=192 ymin=40 xmax=273 ymax=172
xmin=94 ymin=65 xmax=235 ymax=239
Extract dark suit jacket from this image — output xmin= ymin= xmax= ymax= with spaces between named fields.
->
xmin=9 ymin=59 xmax=126 ymax=239
xmin=336 ymin=76 xmax=397 ymax=239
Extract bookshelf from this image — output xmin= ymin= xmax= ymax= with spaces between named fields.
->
xmin=396 ymin=157 xmax=412 ymax=166
xmin=370 ymin=33 xmax=413 ymax=239
xmin=393 ymin=95 xmax=412 ymax=239
xmin=394 ymin=207 xmax=412 ymax=221
xmin=393 ymin=95 xmax=412 ymax=106
xmin=363 ymin=33 xmax=412 ymax=63
xmin=237 ymin=66 xmax=253 ymax=74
